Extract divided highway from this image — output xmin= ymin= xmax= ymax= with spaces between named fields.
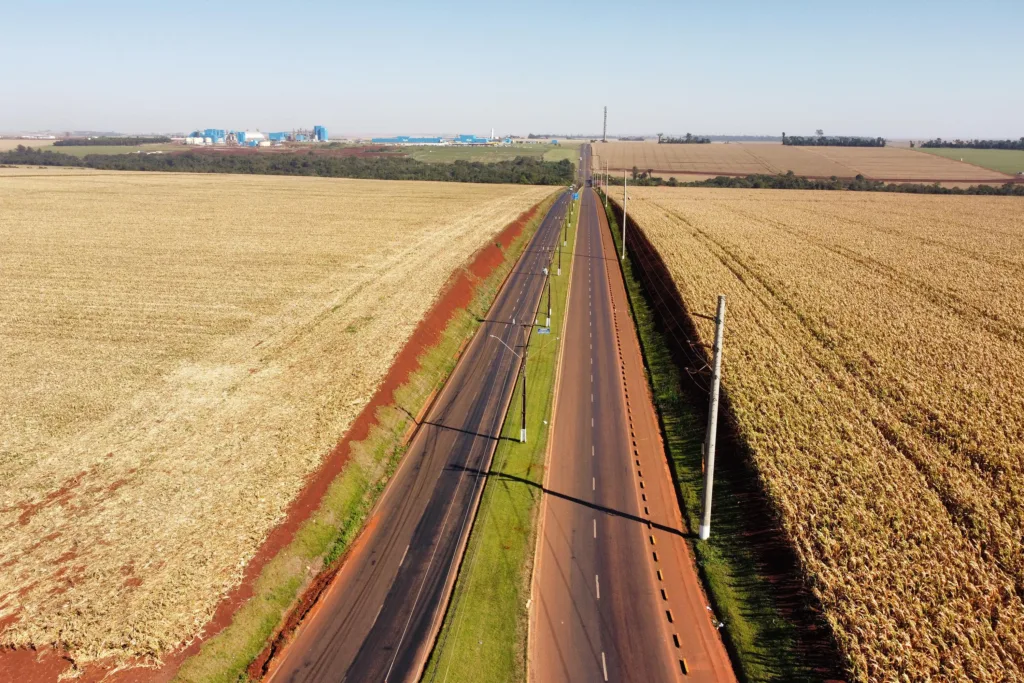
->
xmin=267 ymin=192 xmax=570 ymax=682
xmin=530 ymin=150 xmax=736 ymax=681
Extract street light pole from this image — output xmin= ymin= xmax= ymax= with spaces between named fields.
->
xmin=546 ymin=272 xmax=552 ymax=328
xmin=521 ymin=347 xmax=527 ymax=443
xmin=489 ymin=332 xmax=527 ymax=443
xmin=565 ymin=198 xmax=570 ymax=247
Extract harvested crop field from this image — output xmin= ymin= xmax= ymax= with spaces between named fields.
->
xmin=620 ymin=187 xmax=1024 ymax=681
xmin=0 ymin=168 xmax=552 ymax=667
xmin=592 ymin=141 xmax=1014 ymax=183
xmin=0 ymin=139 xmax=56 ymax=151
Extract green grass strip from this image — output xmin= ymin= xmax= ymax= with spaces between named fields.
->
xmin=422 ymin=196 xmax=579 ymax=683
xmin=596 ymin=190 xmax=817 ymax=683
xmin=173 ymin=192 xmax=560 ymax=683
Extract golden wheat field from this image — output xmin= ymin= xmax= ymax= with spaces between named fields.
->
xmin=622 ymin=187 xmax=1024 ymax=681
xmin=0 ymin=139 xmax=56 ymax=151
xmin=592 ymin=141 xmax=1012 ymax=182
xmin=0 ymin=168 xmax=552 ymax=664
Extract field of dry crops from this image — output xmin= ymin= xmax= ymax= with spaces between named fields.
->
xmin=592 ymin=141 xmax=1013 ymax=182
xmin=623 ymin=187 xmax=1024 ymax=681
xmin=0 ymin=168 xmax=552 ymax=665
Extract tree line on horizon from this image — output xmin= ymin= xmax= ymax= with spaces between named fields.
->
xmin=782 ymin=132 xmax=886 ymax=147
xmin=919 ymin=138 xmax=1024 ymax=150
xmin=657 ymin=133 xmax=711 ymax=144
xmin=597 ymin=169 xmax=1023 ymax=195
xmin=53 ymin=136 xmax=173 ymax=147
xmin=0 ymin=146 xmax=574 ymax=185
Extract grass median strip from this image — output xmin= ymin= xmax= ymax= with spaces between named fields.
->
xmin=422 ymin=196 xmax=579 ymax=683
xmin=173 ymin=192 xmax=559 ymax=683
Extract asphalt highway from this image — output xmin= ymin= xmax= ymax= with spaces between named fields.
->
xmin=267 ymin=191 xmax=571 ymax=683
xmin=529 ymin=149 xmax=736 ymax=682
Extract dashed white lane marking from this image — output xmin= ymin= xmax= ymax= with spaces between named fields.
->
xmin=593 ymin=519 xmax=597 ymax=538
xmin=591 ymin=393 xmax=594 ymax=403
xmin=591 ymin=417 xmax=594 ymax=427
xmin=592 ymin=445 xmax=595 ymax=457
xmin=595 ymin=574 xmax=601 ymax=599
xmin=592 ymin=477 xmax=596 ymax=491
xmin=601 ymin=652 xmax=609 ymax=681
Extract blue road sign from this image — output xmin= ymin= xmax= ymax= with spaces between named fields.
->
xmin=537 ymin=327 xmax=551 ymax=335
xmin=573 ymin=192 xmax=579 ymax=201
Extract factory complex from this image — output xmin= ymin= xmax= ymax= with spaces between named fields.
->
xmin=370 ymin=132 xmax=516 ymax=146
xmin=184 ymin=125 xmax=328 ymax=147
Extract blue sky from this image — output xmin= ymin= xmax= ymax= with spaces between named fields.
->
xmin=2 ymin=0 xmax=1021 ymax=138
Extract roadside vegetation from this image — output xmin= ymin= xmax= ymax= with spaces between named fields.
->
xmin=0 ymin=145 xmax=574 ymax=185
xmin=423 ymin=196 xmax=579 ymax=683
xmin=175 ymin=193 xmax=561 ymax=683
xmin=595 ymin=189 xmax=826 ymax=682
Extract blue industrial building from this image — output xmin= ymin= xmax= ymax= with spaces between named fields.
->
xmin=371 ymin=136 xmax=444 ymax=144
xmin=454 ymin=134 xmax=490 ymax=145
xmin=268 ymin=132 xmax=288 ymax=142
xmin=313 ymin=125 xmax=328 ymax=142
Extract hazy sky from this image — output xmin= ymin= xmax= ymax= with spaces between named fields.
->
xmin=3 ymin=0 xmax=1021 ymax=138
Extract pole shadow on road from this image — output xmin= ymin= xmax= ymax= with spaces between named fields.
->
xmin=449 ymin=464 xmax=692 ymax=539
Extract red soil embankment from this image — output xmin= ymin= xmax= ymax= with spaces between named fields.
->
xmin=0 ymin=201 xmax=543 ymax=683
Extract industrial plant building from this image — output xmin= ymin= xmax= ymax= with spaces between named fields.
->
xmin=184 ymin=125 xmax=328 ymax=146
xmin=370 ymin=132 xmax=512 ymax=146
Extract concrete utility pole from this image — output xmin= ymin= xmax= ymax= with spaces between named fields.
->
xmin=557 ymin=240 xmax=562 ymax=276
xmin=602 ymin=106 xmax=607 ymax=143
xmin=699 ymin=295 xmax=726 ymax=541
xmin=621 ymin=171 xmax=628 ymax=261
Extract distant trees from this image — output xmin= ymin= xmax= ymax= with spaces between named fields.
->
xmin=921 ymin=138 xmax=1024 ymax=150
xmin=660 ymin=133 xmax=711 ymax=144
xmin=0 ymin=146 xmax=574 ymax=185
xmin=783 ymin=132 xmax=886 ymax=147
xmin=54 ymin=136 xmax=172 ymax=146
xmin=600 ymin=168 xmax=1023 ymax=195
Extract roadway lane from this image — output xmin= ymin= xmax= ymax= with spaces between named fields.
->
xmin=268 ymin=192 xmax=571 ymax=683
xmin=530 ymin=148 xmax=736 ymax=682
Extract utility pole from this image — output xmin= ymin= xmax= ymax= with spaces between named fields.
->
xmin=520 ymin=347 xmax=528 ymax=443
xmin=602 ymin=106 xmax=607 ymax=143
xmin=557 ymin=240 xmax=562 ymax=276
xmin=698 ymin=295 xmax=726 ymax=541
xmin=621 ymin=171 xmax=627 ymax=261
